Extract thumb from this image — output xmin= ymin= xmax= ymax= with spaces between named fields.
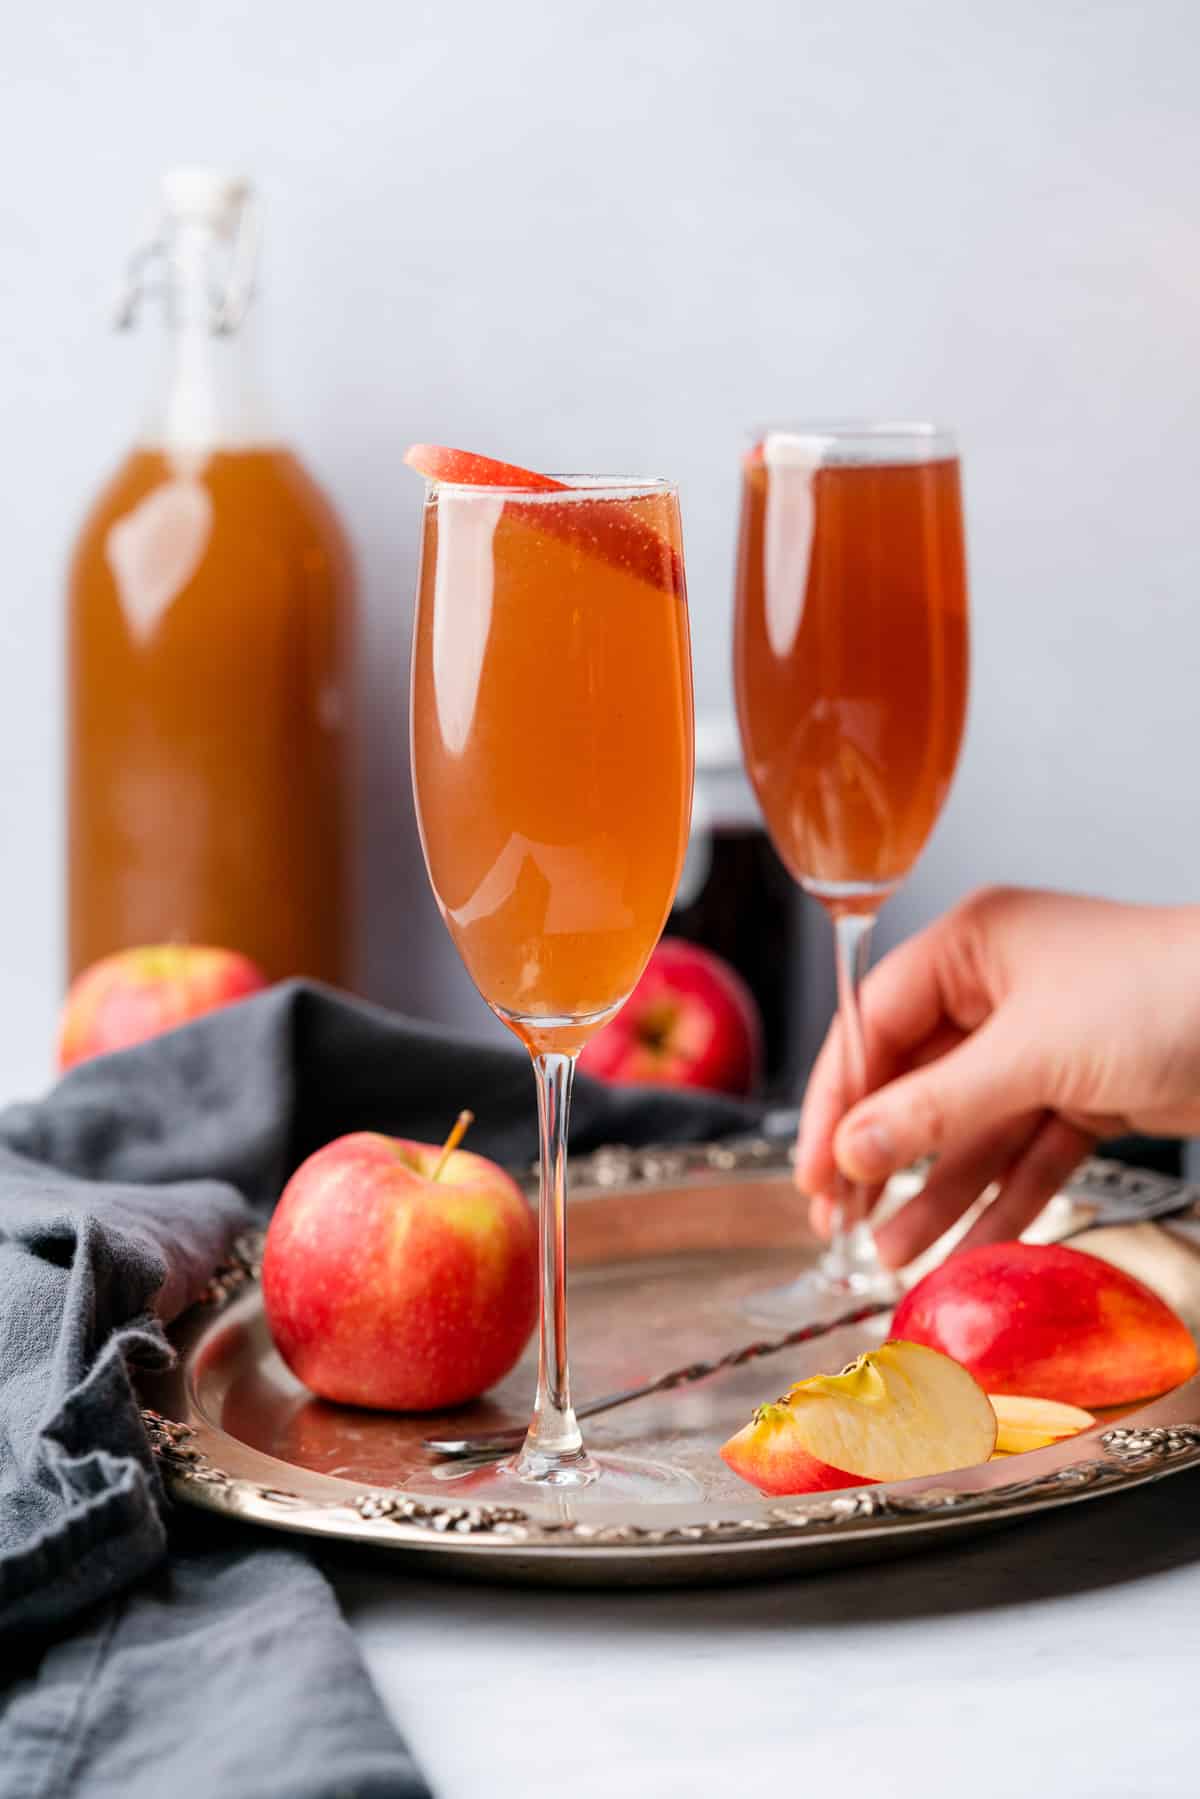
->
xmin=832 ymin=1019 xmax=1041 ymax=1182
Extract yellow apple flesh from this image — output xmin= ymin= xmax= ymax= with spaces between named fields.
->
xmin=989 ymin=1394 xmax=1095 ymax=1455
xmin=720 ymin=1340 xmax=998 ymax=1496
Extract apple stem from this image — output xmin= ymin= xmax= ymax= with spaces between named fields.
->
xmin=431 ymin=1109 xmax=474 ymax=1180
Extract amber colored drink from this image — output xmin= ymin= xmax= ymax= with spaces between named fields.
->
xmin=734 ymin=451 xmax=968 ymax=897
xmin=411 ymin=483 xmax=693 ymax=1051
xmin=67 ymin=447 xmax=354 ymax=981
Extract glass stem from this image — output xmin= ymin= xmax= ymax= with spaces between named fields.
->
xmin=824 ymin=910 xmax=877 ymax=1280
xmin=519 ymin=1052 xmax=586 ymax=1471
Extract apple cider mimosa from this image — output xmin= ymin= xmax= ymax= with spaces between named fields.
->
xmin=407 ymin=447 xmax=695 ymax=1505
xmin=734 ymin=425 xmax=970 ymax=1322
xmin=411 ymin=481 xmax=693 ymax=1053
xmin=735 ymin=449 xmax=967 ymax=899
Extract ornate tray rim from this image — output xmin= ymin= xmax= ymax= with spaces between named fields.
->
xmin=140 ymin=1142 xmax=1200 ymax=1582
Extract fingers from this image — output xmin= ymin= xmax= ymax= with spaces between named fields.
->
xmin=797 ymin=1019 xmax=965 ymax=1198
xmin=801 ymin=1023 xmax=965 ymax=1242
xmin=795 ymin=909 xmax=979 ymax=1195
xmin=832 ymin=1016 xmax=1043 ymax=1185
xmin=870 ymin=1112 xmax=1093 ymax=1272
xmin=872 ymin=1113 xmax=1041 ymax=1269
xmin=809 ymin=1192 xmax=838 ymax=1240
xmin=808 ymin=1176 xmax=887 ymax=1240
xmin=795 ymin=1017 xmax=883 ymax=1196
xmin=957 ymin=1115 xmax=1094 ymax=1253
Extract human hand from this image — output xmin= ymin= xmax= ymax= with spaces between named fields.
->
xmin=795 ymin=887 xmax=1200 ymax=1269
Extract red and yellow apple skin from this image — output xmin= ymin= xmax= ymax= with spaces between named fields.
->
xmin=720 ymin=1340 xmax=998 ymax=1496
xmin=892 ymin=1241 xmax=1198 ymax=1408
xmin=404 ymin=443 xmax=683 ymax=596
xmin=403 ymin=444 xmax=564 ymax=491
xmin=722 ymin=1402 xmax=869 ymax=1496
xmin=579 ymin=938 xmax=763 ymax=1098
xmin=57 ymin=944 xmax=267 ymax=1071
xmin=261 ymin=1131 xmax=538 ymax=1413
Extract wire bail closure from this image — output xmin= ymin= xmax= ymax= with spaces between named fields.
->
xmin=113 ymin=188 xmax=260 ymax=336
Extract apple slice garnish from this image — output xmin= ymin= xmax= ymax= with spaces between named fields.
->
xmin=403 ymin=444 xmax=566 ymax=491
xmin=720 ymin=1340 xmax=998 ymax=1496
xmin=989 ymin=1394 xmax=1095 ymax=1455
xmin=405 ymin=442 xmax=683 ymax=596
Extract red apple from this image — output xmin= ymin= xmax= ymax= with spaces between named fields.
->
xmin=720 ymin=1340 xmax=997 ymax=1496
xmin=579 ymin=937 xmax=763 ymax=1097
xmin=892 ymin=1241 xmax=1199 ymax=1408
xmin=57 ymin=944 xmax=267 ymax=1071
xmin=404 ymin=442 xmax=683 ymax=595
xmin=261 ymin=1126 xmax=537 ymax=1412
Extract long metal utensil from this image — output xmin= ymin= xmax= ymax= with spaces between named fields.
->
xmin=422 ymin=1300 xmax=890 ymax=1457
xmin=422 ymin=1158 xmax=1200 ymax=1460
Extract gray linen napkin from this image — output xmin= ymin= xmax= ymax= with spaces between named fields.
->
xmin=0 ymin=980 xmax=754 ymax=1796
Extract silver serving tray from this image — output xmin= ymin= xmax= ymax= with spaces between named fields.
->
xmin=140 ymin=1141 xmax=1200 ymax=1587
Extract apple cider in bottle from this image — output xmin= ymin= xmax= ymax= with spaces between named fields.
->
xmin=66 ymin=170 xmax=355 ymax=984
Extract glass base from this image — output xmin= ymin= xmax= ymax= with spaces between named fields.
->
xmin=741 ymin=1222 xmax=901 ymax=1328
xmin=406 ymin=1449 xmax=701 ymax=1511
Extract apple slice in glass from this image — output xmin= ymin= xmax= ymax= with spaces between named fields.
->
xmin=404 ymin=443 xmax=683 ymax=595
xmin=403 ymin=444 xmax=565 ymax=491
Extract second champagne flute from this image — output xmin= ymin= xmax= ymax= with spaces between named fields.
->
xmin=734 ymin=422 xmax=970 ymax=1324
xmin=408 ymin=454 xmax=696 ymax=1504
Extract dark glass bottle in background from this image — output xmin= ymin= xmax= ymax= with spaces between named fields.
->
xmin=671 ymin=719 xmax=801 ymax=1100
xmin=66 ymin=170 xmax=355 ymax=985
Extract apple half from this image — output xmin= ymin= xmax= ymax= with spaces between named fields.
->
xmin=892 ymin=1241 xmax=1199 ymax=1407
xmin=720 ymin=1340 xmax=998 ymax=1497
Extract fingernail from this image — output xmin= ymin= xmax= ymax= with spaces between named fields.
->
xmin=809 ymin=1193 xmax=834 ymax=1240
xmin=793 ymin=1116 xmax=810 ymax=1184
xmin=837 ymin=1117 xmax=895 ymax=1181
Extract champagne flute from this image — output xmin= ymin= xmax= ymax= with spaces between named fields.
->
xmin=409 ymin=466 xmax=697 ymax=1503
xmin=734 ymin=423 xmax=969 ymax=1323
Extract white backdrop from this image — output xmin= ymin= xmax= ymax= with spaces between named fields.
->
xmin=3 ymin=0 xmax=1199 ymax=1099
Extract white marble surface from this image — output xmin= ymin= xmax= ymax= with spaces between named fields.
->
xmin=331 ymin=1467 xmax=1200 ymax=1798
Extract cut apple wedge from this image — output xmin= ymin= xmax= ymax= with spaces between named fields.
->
xmin=405 ymin=442 xmax=684 ymax=596
xmin=892 ymin=1241 xmax=1199 ymax=1407
xmin=720 ymin=1339 xmax=998 ymax=1497
xmin=403 ymin=444 xmax=565 ymax=491
xmin=989 ymin=1394 xmax=1095 ymax=1455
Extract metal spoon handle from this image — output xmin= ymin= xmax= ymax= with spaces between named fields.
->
xmin=421 ymin=1299 xmax=891 ymax=1458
